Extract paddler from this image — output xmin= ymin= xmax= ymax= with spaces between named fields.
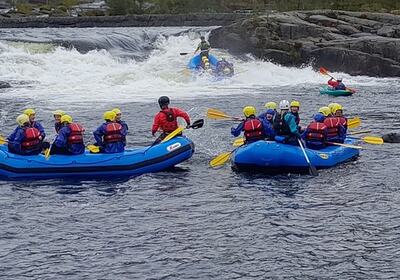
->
xmin=93 ymin=111 xmax=127 ymax=153
xmin=50 ymin=115 xmax=85 ymax=155
xmin=328 ymin=77 xmax=346 ymax=90
xmin=194 ymin=36 xmax=210 ymax=59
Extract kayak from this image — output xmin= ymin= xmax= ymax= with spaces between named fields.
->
xmin=320 ymin=85 xmax=354 ymax=96
xmin=0 ymin=136 xmax=194 ymax=179
xmin=187 ymin=54 xmax=218 ymax=70
xmin=232 ymin=138 xmax=359 ymax=174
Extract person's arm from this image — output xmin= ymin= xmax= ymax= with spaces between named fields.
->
xmin=286 ymin=115 xmax=301 ymax=137
xmin=12 ymin=129 xmax=25 ymax=153
xmin=93 ymin=125 xmax=105 ymax=146
xmin=7 ymin=128 xmax=17 ymax=142
xmin=194 ymin=43 xmax=200 ymax=54
xmin=54 ymin=127 xmax=68 ymax=147
xmin=173 ymin=108 xmax=191 ymax=126
xmin=151 ymin=113 xmax=160 ymax=136
xmin=36 ymin=122 xmax=46 ymax=140
xmin=231 ymin=122 xmax=244 ymax=137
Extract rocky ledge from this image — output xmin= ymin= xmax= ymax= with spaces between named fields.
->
xmin=209 ymin=10 xmax=400 ymax=77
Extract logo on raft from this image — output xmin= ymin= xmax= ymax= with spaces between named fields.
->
xmin=167 ymin=142 xmax=181 ymax=152
xmin=319 ymin=153 xmax=329 ymax=160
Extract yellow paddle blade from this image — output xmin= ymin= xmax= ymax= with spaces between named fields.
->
xmin=362 ymin=136 xmax=384 ymax=145
xmin=207 ymin=108 xmax=233 ymax=120
xmin=328 ymin=142 xmax=363 ymax=149
xmin=0 ymin=135 xmax=7 ymax=145
xmin=87 ymin=144 xmax=100 ymax=153
xmin=162 ymin=126 xmax=184 ymax=143
xmin=348 ymin=117 xmax=361 ymax=129
xmin=349 ymin=130 xmax=371 ymax=136
xmin=209 ymin=151 xmax=233 ymax=167
xmin=44 ymin=148 xmax=51 ymax=160
xmin=233 ymin=138 xmax=245 ymax=147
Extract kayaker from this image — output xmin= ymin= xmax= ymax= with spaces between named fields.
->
xmin=53 ymin=109 xmax=65 ymax=133
xmin=290 ymin=100 xmax=301 ymax=130
xmin=50 ymin=115 xmax=85 ymax=155
xmin=322 ymin=105 xmax=346 ymax=143
xmin=23 ymin=108 xmax=46 ymax=140
xmin=328 ymin=77 xmax=346 ymax=90
xmin=152 ymin=96 xmax=191 ymax=143
xmin=7 ymin=114 xmax=50 ymax=155
xmin=194 ymin=36 xmax=210 ymax=59
xmin=112 ymin=108 xmax=129 ymax=133
xmin=215 ymin=58 xmax=234 ymax=77
xmin=93 ymin=111 xmax=127 ymax=153
xmin=302 ymin=113 xmax=328 ymax=150
xmin=231 ymin=106 xmax=265 ymax=143
xmin=273 ymin=100 xmax=301 ymax=145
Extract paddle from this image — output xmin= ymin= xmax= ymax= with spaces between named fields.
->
xmin=327 ymin=142 xmax=363 ymax=149
xmin=349 ymin=130 xmax=371 ymax=135
xmin=0 ymin=135 xmax=7 ymax=145
xmin=207 ymin=108 xmax=243 ymax=121
xmin=348 ymin=117 xmax=360 ymax=129
xmin=180 ymin=52 xmax=190 ymax=55
xmin=210 ymin=149 xmax=237 ymax=167
xmin=319 ymin=67 xmax=355 ymax=93
xmin=298 ymin=139 xmax=318 ymax=176
xmin=233 ymin=138 xmax=245 ymax=147
xmin=347 ymin=135 xmax=383 ymax=145
xmin=87 ymin=144 xmax=100 ymax=153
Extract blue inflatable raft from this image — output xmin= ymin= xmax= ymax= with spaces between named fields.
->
xmin=187 ymin=54 xmax=218 ymax=70
xmin=0 ymin=137 xmax=194 ymax=179
xmin=232 ymin=138 xmax=359 ymax=174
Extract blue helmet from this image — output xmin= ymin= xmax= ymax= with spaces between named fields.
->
xmin=313 ymin=113 xmax=325 ymax=123
xmin=266 ymin=109 xmax=275 ymax=115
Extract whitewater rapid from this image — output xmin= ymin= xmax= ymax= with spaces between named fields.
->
xmin=0 ymin=27 xmax=399 ymax=106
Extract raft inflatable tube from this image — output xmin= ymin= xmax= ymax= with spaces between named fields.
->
xmin=0 ymin=137 xmax=194 ymax=179
xmin=232 ymin=138 xmax=359 ymax=174
xmin=319 ymin=85 xmax=354 ymax=96
xmin=187 ymin=54 xmax=218 ymax=70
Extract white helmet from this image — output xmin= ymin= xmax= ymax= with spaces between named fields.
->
xmin=337 ymin=77 xmax=343 ymax=81
xmin=279 ymin=100 xmax=290 ymax=110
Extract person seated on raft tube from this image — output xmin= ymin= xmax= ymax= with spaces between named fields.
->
xmin=112 ymin=108 xmax=129 ymax=135
xmin=23 ymin=108 xmax=46 ymax=140
xmin=7 ymin=114 xmax=50 ymax=155
xmin=290 ymin=100 xmax=302 ymax=132
xmin=259 ymin=101 xmax=278 ymax=120
xmin=273 ymin=100 xmax=301 ymax=145
xmin=302 ymin=113 xmax=328 ymax=150
xmin=93 ymin=111 xmax=127 ymax=153
xmin=53 ymin=109 xmax=65 ymax=133
xmin=215 ymin=58 xmax=234 ymax=77
xmin=328 ymin=103 xmax=347 ymax=134
xmin=152 ymin=96 xmax=191 ymax=143
xmin=328 ymin=77 xmax=346 ymax=90
xmin=194 ymin=36 xmax=210 ymax=59
xmin=50 ymin=115 xmax=85 ymax=155
xmin=319 ymin=106 xmax=346 ymax=144
xmin=231 ymin=106 xmax=274 ymax=142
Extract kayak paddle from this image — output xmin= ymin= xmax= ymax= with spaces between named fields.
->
xmin=298 ymin=139 xmax=318 ymax=176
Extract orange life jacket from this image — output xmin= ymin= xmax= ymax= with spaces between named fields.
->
xmin=324 ymin=117 xmax=341 ymax=139
xmin=306 ymin=122 xmax=327 ymax=142
xmin=104 ymin=122 xmax=123 ymax=143
xmin=243 ymin=118 xmax=264 ymax=142
xmin=67 ymin=123 xmax=84 ymax=144
xmin=21 ymin=127 xmax=40 ymax=150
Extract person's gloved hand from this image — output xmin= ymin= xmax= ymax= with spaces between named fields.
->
xmin=231 ymin=127 xmax=236 ymax=135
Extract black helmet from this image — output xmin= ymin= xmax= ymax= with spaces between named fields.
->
xmin=158 ymin=96 xmax=170 ymax=108
xmin=200 ymin=36 xmax=205 ymax=40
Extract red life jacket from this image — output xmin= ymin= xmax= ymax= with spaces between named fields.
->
xmin=337 ymin=117 xmax=347 ymax=127
xmin=306 ymin=122 xmax=327 ymax=142
xmin=324 ymin=117 xmax=341 ymax=139
xmin=67 ymin=123 xmax=84 ymax=144
xmin=104 ymin=122 xmax=123 ymax=143
xmin=243 ymin=118 xmax=264 ymax=142
xmin=21 ymin=127 xmax=40 ymax=150
xmin=160 ymin=109 xmax=177 ymax=133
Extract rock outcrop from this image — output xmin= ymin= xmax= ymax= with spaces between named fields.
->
xmin=209 ymin=10 xmax=400 ymax=77
xmin=0 ymin=81 xmax=11 ymax=89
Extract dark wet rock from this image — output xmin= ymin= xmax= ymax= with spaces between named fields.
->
xmin=209 ymin=10 xmax=400 ymax=77
xmin=382 ymin=133 xmax=400 ymax=143
xmin=0 ymin=81 xmax=11 ymax=88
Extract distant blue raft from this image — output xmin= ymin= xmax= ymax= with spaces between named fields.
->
xmin=187 ymin=54 xmax=218 ymax=70
xmin=0 ymin=137 xmax=194 ymax=179
xmin=232 ymin=138 xmax=359 ymax=174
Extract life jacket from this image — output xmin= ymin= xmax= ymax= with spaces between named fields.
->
xmin=306 ymin=122 xmax=327 ymax=142
xmin=337 ymin=117 xmax=347 ymax=127
xmin=292 ymin=112 xmax=300 ymax=125
xmin=21 ymin=127 xmax=40 ymax=150
xmin=324 ymin=117 xmax=341 ymax=139
xmin=199 ymin=41 xmax=210 ymax=51
xmin=160 ymin=109 xmax=177 ymax=133
xmin=243 ymin=118 xmax=264 ymax=142
xmin=67 ymin=123 xmax=84 ymax=144
xmin=104 ymin=122 xmax=123 ymax=143
xmin=273 ymin=112 xmax=291 ymax=136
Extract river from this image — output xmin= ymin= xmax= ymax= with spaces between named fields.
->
xmin=0 ymin=27 xmax=399 ymax=279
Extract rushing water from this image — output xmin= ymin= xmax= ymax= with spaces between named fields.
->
xmin=0 ymin=27 xmax=400 ymax=279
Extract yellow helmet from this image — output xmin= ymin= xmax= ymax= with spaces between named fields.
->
xmin=112 ymin=108 xmax=121 ymax=115
xmin=332 ymin=103 xmax=343 ymax=114
xmin=319 ymin=106 xmax=331 ymax=117
xmin=103 ymin=111 xmax=116 ymax=121
xmin=328 ymin=103 xmax=340 ymax=114
xmin=60 ymin=115 xmax=72 ymax=124
xmin=16 ymin=114 xmax=29 ymax=126
xmin=23 ymin=108 xmax=35 ymax=116
xmin=264 ymin=102 xmax=277 ymax=110
xmin=290 ymin=100 xmax=300 ymax=108
xmin=53 ymin=110 xmax=65 ymax=116
xmin=243 ymin=106 xmax=256 ymax=117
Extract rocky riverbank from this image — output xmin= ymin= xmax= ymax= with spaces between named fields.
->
xmin=0 ymin=13 xmax=249 ymax=28
xmin=209 ymin=10 xmax=400 ymax=77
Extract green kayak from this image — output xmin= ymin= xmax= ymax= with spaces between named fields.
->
xmin=319 ymin=85 xmax=354 ymax=96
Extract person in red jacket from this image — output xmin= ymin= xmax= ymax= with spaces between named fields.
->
xmin=328 ymin=77 xmax=346 ymax=90
xmin=152 ymin=96 xmax=191 ymax=142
